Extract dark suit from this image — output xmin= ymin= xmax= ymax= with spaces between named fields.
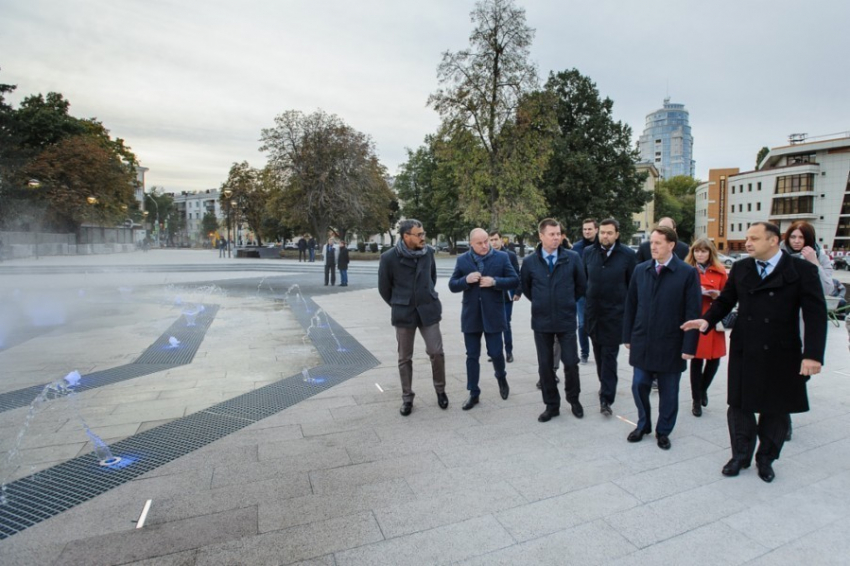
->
xmin=623 ymin=255 xmax=701 ymax=436
xmin=324 ymin=244 xmax=336 ymax=285
xmin=449 ymin=249 xmax=519 ymax=396
xmin=702 ymin=252 xmax=827 ymax=465
xmin=521 ymin=246 xmax=587 ymax=410
xmin=635 ymin=240 xmax=689 ymax=263
xmin=583 ymin=242 xmax=637 ymax=405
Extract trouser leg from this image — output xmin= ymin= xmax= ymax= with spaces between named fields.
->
xmin=534 ymin=332 xmax=559 ymax=409
xmin=593 ymin=340 xmax=619 ymax=405
xmin=631 ymin=367 xmax=653 ymax=433
xmin=727 ymin=406 xmax=758 ymax=463
xmin=484 ymin=332 xmax=506 ymax=379
xmin=755 ymin=413 xmax=789 ymax=462
xmin=396 ymin=326 xmax=416 ymax=403
xmin=655 ymin=371 xmax=681 ymax=436
xmin=702 ymin=358 xmax=720 ymax=395
xmin=464 ymin=332 xmax=482 ymax=396
xmin=419 ymin=322 xmax=445 ymax=394
xmin=690 ymin=359 xmax=705 ymax=401
xmin=577 ymin=298 xmax=589 ymax=359
xmin=557 ymin=332 xmax=580 ymax=403
xmin=503 ymin=301 xmax=514 ymax=355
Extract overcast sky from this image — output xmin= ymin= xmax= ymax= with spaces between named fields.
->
xmin=2 ymin=0 xmax=848 ymax=193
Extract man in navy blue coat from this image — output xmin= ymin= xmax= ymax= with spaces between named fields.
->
xmin=449 ymin=228 xmax=519 ymax=410
xmin=521 ymin=218 xmax=587 ymax=423
xmin=623 ymin=226 xmax=701 ymax=450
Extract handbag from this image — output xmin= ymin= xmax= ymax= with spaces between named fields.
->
xmin=718 ymin=310 xmax=737 ymax=332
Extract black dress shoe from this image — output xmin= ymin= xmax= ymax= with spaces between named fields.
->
xmin=785 ymin=421 xmax=793 ymax=442
xmin=437 ymin=392 xmax=448 ymax=410
xmin=538 ymin=407 xmax=560 ymax=422
xmin=487 ymin=357 xmax=493 ymax=362
xmin=656 ymin=434 xmax=671 ymax=450
xmin=555 ymin=375 xmax=560 ymax=384
xmin=756 ymin=460 xmax=775 ymax=483
xmin=627 ymin=428 xmax=650 ymax=442
xmin=692 ymin=401 xmax=702 ymax=417
xmin=462 ymin=396 xmax=479 ymax=410
xmin=400 ymin=402 xmax=412 ymax=416
xmin=721 ymin=458 xmax=750 ymax=477
xmin=506 ymin=353 xmax=514 ymax=363
xmin=570 ymin=402 xmax=584 ymax=419
xmin=536 ymin=380 xmax=542 ymax=390
xmin=701 ymin=392 xmax=708 ymax=407
xmin=600 ymin=400 xmax=612 ymax=416
xmin=497 ymin=377 xmax=510 ymax=400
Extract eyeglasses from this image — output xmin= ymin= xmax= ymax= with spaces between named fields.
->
xmin=407 ymin=231 xmax=426 ymax=238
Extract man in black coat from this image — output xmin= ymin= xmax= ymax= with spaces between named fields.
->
xmin=489 ymin=230 xmax=522 ymax=363
xmin=623 ymin=226 xmax=701 ymax=450
xmin=297 ymin=235 xmax=307 ymax=262
xmin=337 ymin=240 xmax=350 ymax=286
xmin=521 ymin=218 xmax=587 ymax=423
xmin=583 ymin=218 xmax=637 ymax=416
xmin=682 ymin=222 xmax=827 ymax=482
xmin=449 ymin=228 xmax=519 ymax=409
xmin=323 ymin=238 xmax=337 ymax=286
xmin=571 ymin=219 xmax=599 ymax=364
xmin=635 ymin=217 xmax=689 ymax=262
xmin=308 ymin=236 xmax=317 ymax=262
xmin=378 ymin=219 xmax=447 ymax=416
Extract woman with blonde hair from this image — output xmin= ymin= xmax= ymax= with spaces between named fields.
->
xmin=685 ymin=238 xmax=728 ymax=417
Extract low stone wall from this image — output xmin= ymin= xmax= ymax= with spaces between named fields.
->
xmin=2 ymin=242 xmax=137 ymax=259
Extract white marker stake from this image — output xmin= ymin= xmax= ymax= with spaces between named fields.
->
xmin=616 ymin=415 xmax=637 ymax=427
xmin=375 ymin=383 xmax=384 ymax=393
xmin=136 ymin=499 xmax=153 ymax=529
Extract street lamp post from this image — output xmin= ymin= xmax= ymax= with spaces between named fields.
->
xmin=223 ymin=189 xmax=233 ymax=258
xmin=145 ymin=193 xmax=160 ymax=248
xmin=27 ymin=179 xmax=41 ymax=259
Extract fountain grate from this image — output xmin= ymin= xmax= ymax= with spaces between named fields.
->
xmin=0 ymin=296 xmax=378 ymax=539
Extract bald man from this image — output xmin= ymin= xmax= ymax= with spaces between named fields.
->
xmin=449 ymin=228 xmax=519 ymax=410
xmin=636 ymin=217 xmax=690 ymax=262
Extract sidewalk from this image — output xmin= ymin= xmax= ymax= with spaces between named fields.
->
xmin=0 ymin=251 xmax=848 ymax=565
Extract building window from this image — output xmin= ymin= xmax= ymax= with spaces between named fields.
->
xmin=747 ymin=203 xmax=752 ymax=212
xmin=748 ymin=183 xmax=752 ymax=192
xmin=757 ymin=182 xmax=762 ymax=191
xmin=738 ymin=223 xmax=742 ymax=231
xmin=771 ymin=196 xmax=814 ymax=216
xmin=787 ymin=153 xmax=816 ymax=165
xmin=739 ymin=204 xmax=743 ymax=212
xmin=775 ymin=174 xmax=815 ymax=194
xmin=757 ymin=202 xmax=761 ymax=211
xmin=732 ymin=186 xmax=736 ymax=194
xmin=730 ymin=223 xmax=735 ymax=233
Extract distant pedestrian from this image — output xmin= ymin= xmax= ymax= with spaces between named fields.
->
xmin=338 ymin=240 xmax=350 ymax=286
xmin=571 ymin=218 xmax=599 ymax=365
xmin=297 ymin=235 xmax=307 ymax=262
xmin=0 ymin=237 xmax=4 ymax=262
xmin=623 ymin=226 xmax=701 ymax=450
xmin=308 ymin=236 xmax=317 ymax=262
xmin=378 ymin=219 xmax=447 ymax=416
xmin=635 ymin=217 xmax=690 ymax=262
xmin=324 ymin=239 xmax=337 ymax=286
xmin=218 ymin=236 xmax=226 ymax=258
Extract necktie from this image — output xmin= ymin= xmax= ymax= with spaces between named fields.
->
xmin=547 ymin=255 xmax=555 ymax=273
xmin=757 ymin=260 xmax=769 ymax=279
xmin=655 ymin=264 xmax=663 ymax=275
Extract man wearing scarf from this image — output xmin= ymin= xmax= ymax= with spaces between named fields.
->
xmin=378 ymin=219 xmax=447 ymax=416
xmin=449 ymin=228 xmax=519 ymax=410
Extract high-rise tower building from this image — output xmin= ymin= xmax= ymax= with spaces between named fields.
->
xmin=637 ymin=98 xmax=695 ymax=179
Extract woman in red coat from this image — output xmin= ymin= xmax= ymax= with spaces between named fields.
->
xmin=685 ymin=238 xmax=728 ymax=417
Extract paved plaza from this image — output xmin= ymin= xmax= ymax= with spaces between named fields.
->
xmin=0 ymin=249 xmax=849 ymax=565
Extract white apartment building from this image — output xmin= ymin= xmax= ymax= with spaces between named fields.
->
xmin=725 ymin=134 xmax=850 ymax=253
xmin=169 ymin=189 xmax=223 ymax=246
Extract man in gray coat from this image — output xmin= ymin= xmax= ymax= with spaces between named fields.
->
xmin=378 ymin=219 xmax=447 ymax=416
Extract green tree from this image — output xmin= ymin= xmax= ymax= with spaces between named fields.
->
xmin=219 ymin=161 xmax=274 ymax=245
xmin=756 ymin=146 xmax=770 ymax=169
xmin=200 ymin=211 xmax=219 ymax=241
xmin=540 ymin=69 xmax=650 ymax=243
xmin=428 ymin=0 xmax=550 ymax=230
xmin=653 ymin=175 xmax=701 ymax=244
xmin=260 ymin=109 xmax=393 ymax=246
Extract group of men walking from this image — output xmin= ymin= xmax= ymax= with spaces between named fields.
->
xmin=378 ymin=217 xmax=827 ymax=483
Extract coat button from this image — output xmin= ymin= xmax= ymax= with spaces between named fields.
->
xmin=748 ymin=316 xmax=753 ymax=321
xmin=764 ymin=318 xmax=769 ymax=323
xmin=769 ymin=292 xmax=774 ymax=296
xmin=763 ymin=345 xmax=769 ymax=350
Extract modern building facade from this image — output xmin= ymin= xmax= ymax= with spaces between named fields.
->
xmin=694 ymin=168 xmax=740 ymax=252
xmin=703 ymin=134 xmax=850 ymax=253
xmin=637 ymin=98 xmax=696 ymax=180
xmin=168 ymin=190 xmax=224 ymax=246
xmin=631 ymin=162 xmax=660 ymax=244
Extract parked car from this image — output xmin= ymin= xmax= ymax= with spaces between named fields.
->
xmin=834 ymin=256 xmax=849 ymax=271
xmin=283 ymin=242 xmax=298 ymax=250
xmin=717 ymin=253 xmax=736 ymax=268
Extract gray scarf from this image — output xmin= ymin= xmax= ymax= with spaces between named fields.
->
xmin=396 ymin=238 xmax=428 ymax=258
